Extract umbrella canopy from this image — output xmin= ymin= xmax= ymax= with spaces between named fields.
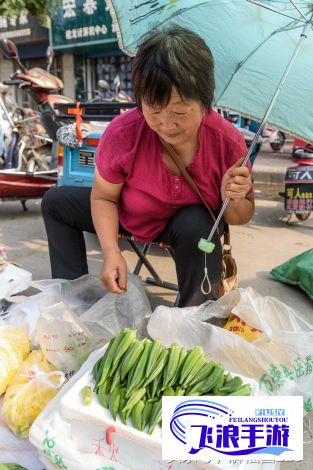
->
xmin=105 ymin=0 xmax=313 ymax=144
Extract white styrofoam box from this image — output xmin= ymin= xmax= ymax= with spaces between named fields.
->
xmin=60 ymin=369 xmax=163 ymax=460
xmin=59 ymin=364 xmax=276 ymax=470
xmin=30 ymin=345 xmax=279 ymax=470
xmin=0 ymin=263 xmax=32 ymax=299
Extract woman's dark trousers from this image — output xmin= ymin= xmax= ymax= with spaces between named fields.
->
xmin=41 ymin=186 xmax=223 ymax=307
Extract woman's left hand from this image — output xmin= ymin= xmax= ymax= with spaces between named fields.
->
xmin=220 ymin=157 xmax=253 ymax=202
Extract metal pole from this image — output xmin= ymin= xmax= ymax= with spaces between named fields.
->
xmin=199 ymin=17 xmax=312 ymax=252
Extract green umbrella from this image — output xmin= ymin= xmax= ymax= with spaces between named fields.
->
xmin=105 ymin=0 xmax=313 ymax=251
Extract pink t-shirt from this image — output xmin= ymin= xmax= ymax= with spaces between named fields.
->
xmin=96 ymin=108 xmax=248 ymax=242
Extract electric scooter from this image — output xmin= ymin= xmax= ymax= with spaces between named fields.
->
xmin=280 ymin=138 xmax=313 ymax=222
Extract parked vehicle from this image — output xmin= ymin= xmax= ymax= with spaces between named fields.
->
xmin=0 ymin=81 xmax=27 ymax=165
xmin=0 ymin=38 xmax=73 ymax=165
xmin=280 ymin=138 xmax=313 ymax=221
xmin=54 ymin=101 xmax=136 ymax=188
xmin=0 ymin=39 xmax=72 ymax=208
xmin=0 ymin=93 xmax=52 ymax=172
xmin=91 ymin=77 xmax=133 ymax=103
xmin=264 ymin=125 xmax=286 ymax=152
xmin=222 ymin=111 xmax=286 ymax=163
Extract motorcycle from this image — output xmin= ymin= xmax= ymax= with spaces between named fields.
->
xmin=0 ymin=81 xmax=29 ymax=165
xmin=225 ymin=111 xmax=286 ymax=149
xmin=280 ymin=139 xmax=313 ymax=222
xmin=264 ymin=125 xmax=286 ymax=152
xmin=0 ymin=39 xmax=72 ymax=209
xmin=90 ymin=76 xmax=133 ymax=103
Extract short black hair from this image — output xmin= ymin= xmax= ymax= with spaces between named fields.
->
xmin=132 ymin=25 xmax=215 ymax=110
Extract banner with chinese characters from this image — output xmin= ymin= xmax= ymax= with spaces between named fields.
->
xmin=51 ymin=0 xmax=117 ymax=50
xmin=284 ymin=166 xmax=313 ymax=213
xmin=162 ymin=396 xmax=303 ymax=461
xmin=0 ymin=11 xmax=48 ymax=43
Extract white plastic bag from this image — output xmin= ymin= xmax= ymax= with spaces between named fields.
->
xmin=1 ymin=274 xmax=106 ymax=344
xmin=0 ymin=395 xmax=43 ymax=470
xmin=2 ymin=273 xmax=151 ymax=354
xmin=37 ymin=301 xmax=98 ymax=375
xmin=0 ymin=263 xmax=32 ymax=299
xmin=0 ymin=273 xmax=151 ymax=373
xmin=147 ymin=287 xmax=313 ymax=412
xmin=79 ymin=273 xmax=151 ymax=338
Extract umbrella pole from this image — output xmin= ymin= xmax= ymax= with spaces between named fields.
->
xmin=198 ymin=17 xmax=313 ymax=253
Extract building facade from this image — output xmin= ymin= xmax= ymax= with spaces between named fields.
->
xmin=51 ymin=0 xmax=133 ymax=101
xmin=0 ymin=12 xmax=63 ymax=106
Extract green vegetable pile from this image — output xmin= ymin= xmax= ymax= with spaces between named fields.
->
xmin=92 ymin=328 xmax=251 ymax=435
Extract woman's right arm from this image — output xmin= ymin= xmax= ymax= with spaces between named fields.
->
xmin=90 ymin=168 xmax=127 ymax=293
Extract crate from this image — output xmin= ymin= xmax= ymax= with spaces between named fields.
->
xmin=58 ymin=128 xmax=104 ymax=188
xmin=55 ymin=102 xmax=136 ymax=188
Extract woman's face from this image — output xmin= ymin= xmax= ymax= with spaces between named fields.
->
xmin=141 ymin=88 xmax=205 ymax=147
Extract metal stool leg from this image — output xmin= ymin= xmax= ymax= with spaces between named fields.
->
xmin=127 ymin=239 xmax=179 ymax=292
xmin=133 ymin=243 xmax=150 ymax=275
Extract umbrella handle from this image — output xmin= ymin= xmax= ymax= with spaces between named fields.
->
xmin=198 ymin=143 xmax=253 ymax=250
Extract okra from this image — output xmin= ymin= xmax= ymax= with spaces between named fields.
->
xmin=126 ymin=340 xmax=152 ymax=398
xmin=131 ymin=399 xmax=145 ymax=430
xmin=145 ymin=339 xmax=163 ymax=379
xmin=81 ymin=385 xmax=92 ymax=406
xmin=109 ymin=383 xmax=121 ymax=420
xmin=110 ymin=328 xmax=137 ymax=377
xmin=148 ymin=398 xmax=162 ymax=435
xmin=120 ymin=339 xmax=145 ymax=381
xmin=97 ymin=329 xmax=127 ymax=388
xmin=162 ymin=344 xmax=181 ymax=389
xmin=179 ymin=346 xmax=203 ymax=385
xmin=123 ymin=387 xmax=146 ymax=419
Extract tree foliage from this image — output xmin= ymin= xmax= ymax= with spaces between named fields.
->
xmin=0 ymin=0 xmax=52 ymax=25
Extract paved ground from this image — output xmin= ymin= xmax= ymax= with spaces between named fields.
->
xmin=0 ymin=140 xmax=312 ymax=469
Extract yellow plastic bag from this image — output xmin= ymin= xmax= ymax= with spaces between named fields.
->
xmin=223 ymin=313 xmax=262 ymax=342
xmin=0 ymin=326 xmax=31 ymax=396
xmin=2 ymin=350 xmax=65 ymax=437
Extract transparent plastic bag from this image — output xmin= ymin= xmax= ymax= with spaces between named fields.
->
xmin=35 ymin=274 xmax=151 ymax=374
xmin=0 ymin=326 xmax=31 ymax=396
xmin=2 ymin=274 xmax=106 ymax=345
xmin=147 ymin=287 xmax=313 ymax=411
xmin=3 ymin=274 xmax=151 ymax=361
xmin=0 ymin=246 xmax=32 ymax=299
xmin=79 ymin=273 xmax=151 ymax=339
xmin=2 ymin=350 xmax=65 ymax=437
xmin=37 ymin=302 xmax=97 ymax=375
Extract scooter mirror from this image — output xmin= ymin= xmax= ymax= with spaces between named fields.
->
xmin=97 ymin=79 xmax=110 ymax=91
xmin=0 ymin=39 xmax=26 ymax=72
xmin=117 ymin=91 xmax=131 ymax=102
xmin=46 ymin=46 xmax=54 ymax=72
xmin=0 ymin=39 xmax=19 ymax=60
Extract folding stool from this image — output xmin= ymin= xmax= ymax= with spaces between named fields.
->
xmin=118 ymin=234 xmax=180 ymax=306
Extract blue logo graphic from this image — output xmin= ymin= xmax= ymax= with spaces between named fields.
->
xmin=170 ymin=399 xmax=293 ymax=457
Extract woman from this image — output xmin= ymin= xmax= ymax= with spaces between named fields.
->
xmin=42 ymin=25 xmax=254 ymax=307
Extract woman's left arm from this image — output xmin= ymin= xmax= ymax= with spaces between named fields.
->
xmin=221 ymin=157 xmax=255 ymax=225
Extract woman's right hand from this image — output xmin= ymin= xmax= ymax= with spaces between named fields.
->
xmin=101 ymin=249 xmax=128 ymax=293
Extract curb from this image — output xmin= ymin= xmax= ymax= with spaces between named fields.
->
xmin=252 ymin=168 xmax=285 ymax=184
